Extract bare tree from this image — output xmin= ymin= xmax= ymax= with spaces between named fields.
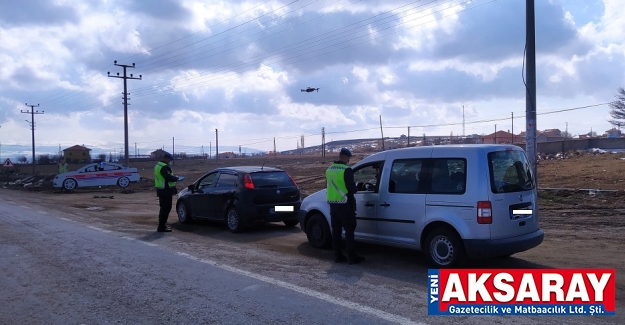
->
xmin=608 ymin=87 xmax=625 ymax=129
xmin=17 ymin=155 xmax=28 ymax=164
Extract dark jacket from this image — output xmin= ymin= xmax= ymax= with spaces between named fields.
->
xmin=331 ymin=160 xmax=358 ymax=210
xmin=156 ymin=161 xmax=178 ymax=196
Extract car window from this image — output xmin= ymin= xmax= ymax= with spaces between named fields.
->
xmin=215 ymin=173 xmax=238 ymax=188
xmin=198 ymin=173 xmax=218 ymax=189
xmin=81 ymin=165 xmax=97 ymax=173
xmin=388 ymin=159 xmax=423 ymax=194
xmin=430 ymin=158 xmax=467 ymax=194
xmin=101 ymin=163 xmax=121 ymax=171
xmin=249 ymin=171 xmax=295 ymax=188
xmin=353 ymin=162 xmax=383 ymax=192
xmin=488 ymin=150 xmax=535 ymax=193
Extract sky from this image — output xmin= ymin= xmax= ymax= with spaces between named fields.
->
xmin=0 ymin=0 xmax=624 ymax=160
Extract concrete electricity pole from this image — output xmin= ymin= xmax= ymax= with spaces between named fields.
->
xmin=22 ymin=103 xmax=44 ymax=175
xmin=108 ymin=61 xmax=142 ymax=166
xmin=525 ymin=0 xmax=538 ymax=180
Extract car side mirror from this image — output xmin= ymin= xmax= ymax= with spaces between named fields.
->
xmin=188 ymin=184 xmax=194 ymax=191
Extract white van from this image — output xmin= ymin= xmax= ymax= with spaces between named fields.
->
xmin=298 ymin=144 xmax=544 ymax=268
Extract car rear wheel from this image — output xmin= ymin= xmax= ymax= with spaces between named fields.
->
xmin=226 ymin=207 xmax=244 ymax=233
xmin=176 ymin=201 xmax=193 ymax=224
xmin=305 ymin=213 xmax=332 ymax=249
xmin=117 ymin=176 xmax=130 ymax=188
xmin=424 ymin=227 xmax=466 ymax=268
xmin=62 ymin=179 xmax=77 ymax=191
xmin=283 ymin=219 xmax=299 ymax=227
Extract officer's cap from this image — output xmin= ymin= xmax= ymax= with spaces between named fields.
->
xmin=163 ymin=152 xmax=174 ymax=160
xmin=339 ymin=148 xmax=352 ymax=157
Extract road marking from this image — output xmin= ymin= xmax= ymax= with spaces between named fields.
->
xmin=140 ymin=241 xmax=158 ymax=247
xmin=121 ymin=236 xmax=136 ymax=241
xmin=87 ymin=225 xmax=112 ymax=233
xmin=20 ymin=205 xmax=31 ymax=209
xmin=175 ymin=252 xmax=425 ymax=325
xmin=38 ymin=211 xmax=48 ymax=215
xmin=59 ymin=217 xmax=75 ymax=222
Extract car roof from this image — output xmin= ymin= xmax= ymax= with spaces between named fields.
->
xmin=214 ymin=166 xmax=284 ymax=173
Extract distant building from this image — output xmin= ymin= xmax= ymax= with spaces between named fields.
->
xmin=518 ymin=129 xmax=564 ymax=143
xmin=604 ymin=128 xmax=621 ymax=138
xmin=150 ymin=149 xmax=168 ymax=159
xmin=63 ymin=145 xmax=92 ymax=164
xmin=480 ymin=131 xmax=524 ymax=144
xmin=218 ymin=151 xmax=237 ymax=158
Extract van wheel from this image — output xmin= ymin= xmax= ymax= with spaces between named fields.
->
xmin=305 ymin=213 xmax=332 ymax=249
xmin=424 ymin=227 xmax=466 ymax=268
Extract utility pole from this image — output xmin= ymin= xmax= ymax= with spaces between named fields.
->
xmin=379 ymin=115 xmax=385 ymax=151
xmin=108 ymin=61 xmax=142 ymax=166
xmin=321 ymin=127 xmax=325 ymax=158
xmin=239 ymin=145 xmax=241 ymax=157
xmin=215 ymin=129 xmax=218 ymax=165
xmin=209 ymin=142 xmax=212 ymax=160
xmin=511 ymin=112 xmax=514 ymax=144
xmin=565 ymin=122 xmax=568 ymax=136
xmin=525 ymin=0 xmax=538 ymax=180
xmin=135 ymin=142 xmax=137 ymax=158
xmin=273 ymin=137 xmax=277 ymax=159
xmin=22 ymin=103 xmax=44 ymax=175
xmin=407 ymin=126 xmax=410 ymax=147
xmin=495 ymin=124 xmax=497 ymax=144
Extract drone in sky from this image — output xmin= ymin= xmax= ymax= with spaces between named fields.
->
xmin=301 ymin=87 xmax=320 ymax=93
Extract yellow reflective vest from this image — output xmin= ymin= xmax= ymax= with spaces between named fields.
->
xmin=326 ymin=163 xmax=349 ymax=204
xmin=154 ymin=161 xmax=176 ymax=189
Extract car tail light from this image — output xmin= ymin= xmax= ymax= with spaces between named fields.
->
xmin=287 ymin=173 xmax=297 ymax=186
xmin=477 ymin=201 xmax=492 ymax=224
xmin=243 ymin=173 xmax=254 ymax=189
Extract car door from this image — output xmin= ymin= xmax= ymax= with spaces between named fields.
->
xmin=207 ymin=172 xmax=239 ymax=219
xmin=75 ymin=164 xmax=97 ymax=187
xmin=100 ymin=163 xmax=121 ymax=186
xmin=187 ymin=172 xmax=218 ymax=218
xmin=352 ymin=160 xmax=386 ymax=241
xmin=376 ymin=157 xmax=427 ymax=246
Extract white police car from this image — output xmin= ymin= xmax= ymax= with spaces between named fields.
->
xmin=53 ymin=162 xmax=140 ymax=191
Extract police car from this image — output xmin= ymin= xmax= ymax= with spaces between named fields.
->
xmin=53 ymin=162 xmax=140 ymax=191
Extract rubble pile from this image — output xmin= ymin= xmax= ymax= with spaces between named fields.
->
xmin=537 ymin=148 xmax=622 ymax=161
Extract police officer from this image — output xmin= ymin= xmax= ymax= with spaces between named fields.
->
xmin=326 ymin=148 xmax=365 ymax=264
xmin=154 ymin=152 xmax=179 ymax=232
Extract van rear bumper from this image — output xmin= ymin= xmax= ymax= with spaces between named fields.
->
xmin=463 ymin=229 xmax=544 ymax=258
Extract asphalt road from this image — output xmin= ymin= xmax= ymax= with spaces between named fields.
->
xmin=0 ymin=196 xmax=620 ymax=325
xmin=0 ymin=202 xmax=410 ymax=325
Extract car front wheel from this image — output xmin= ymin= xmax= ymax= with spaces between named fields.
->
xmin=117 ymin=176 xmax=130 ymax=188
xmin=176 ymin=201 xmax=193 ymax=224
xmin=305 ymin=213 xmax=332 ymax=249
xmin=226 ymin=207 xmax=244 ymax=233
xmin=63 ymin=179 xmax=77 ymax=191
xmin=424 ymin=227 xmax=466 ymax=268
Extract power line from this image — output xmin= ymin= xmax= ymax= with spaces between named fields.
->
xmin=108 ymin=61 xmax=142 ymax=166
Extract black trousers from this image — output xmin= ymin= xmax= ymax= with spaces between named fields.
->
xmin=158 ymin=195 xmax=173 ymax=227
xmin=330 ymin=203 xmax=357 ymax=258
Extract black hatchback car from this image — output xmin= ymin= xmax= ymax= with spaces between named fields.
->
xmin=175 ymin=166 xmax=302 ymax=233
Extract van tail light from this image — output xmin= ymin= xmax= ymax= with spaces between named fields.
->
xmin=287 ymin=173 xmax=297 ymax=186
xmin=243 ymin=173 xmax=255 ymax=189
xmin=477 ymin=201 xmax=492 ymax=224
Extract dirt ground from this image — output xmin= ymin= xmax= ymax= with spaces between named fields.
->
xmin=2 ymin=150 xmax=625 ymax=311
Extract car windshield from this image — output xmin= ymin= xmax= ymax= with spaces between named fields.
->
xmin=249 ymin=171 xmax=295 ymax=188
xmin=488 ymin=150 xmax=535 ymax=193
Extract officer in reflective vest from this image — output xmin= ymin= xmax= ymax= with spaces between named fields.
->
xmin=154 ymin=152 xmax=179 ymax=232
xmin=326 ymin=148 xmax=364 ymax=265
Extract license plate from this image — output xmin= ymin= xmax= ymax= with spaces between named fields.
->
xmin=510 ymin=209 xmax=532 ymax=220
xmin=275 ymin=206 xmax=294 ymax=212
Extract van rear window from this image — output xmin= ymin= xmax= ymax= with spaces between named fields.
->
xmin=488 ymin=150 xmax=535 ymax=193
xmin=250 ymin=171 xmax=295 ymax=188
